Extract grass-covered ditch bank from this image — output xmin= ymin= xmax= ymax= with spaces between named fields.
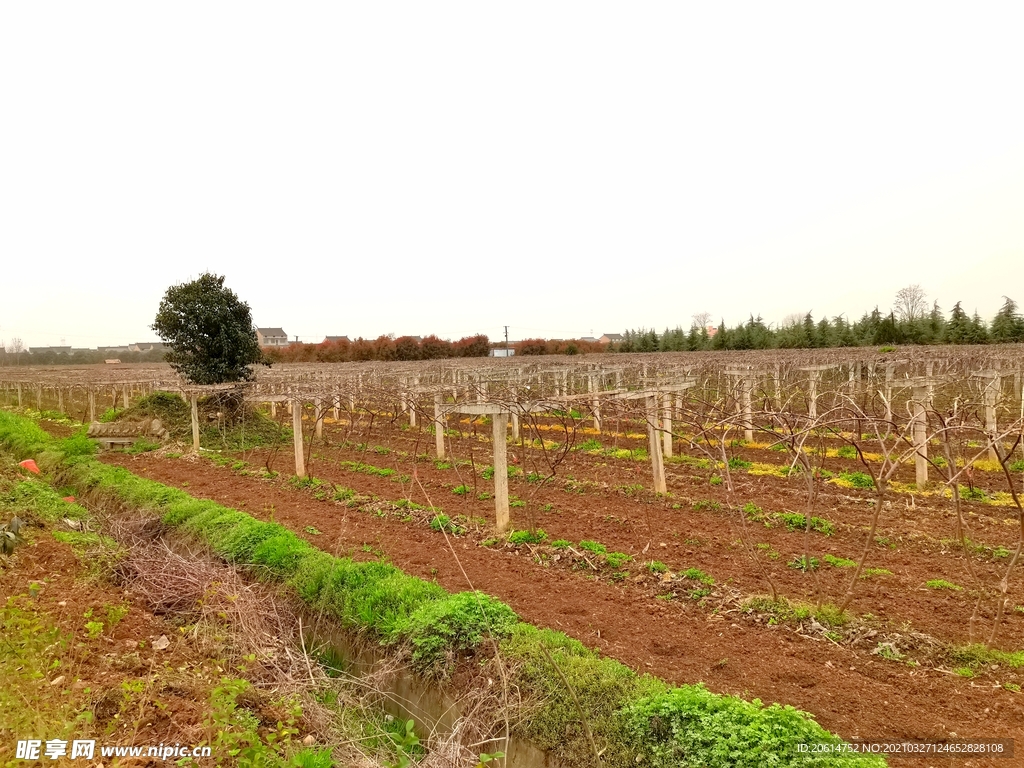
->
xmin=0 ymin=410 xmax=886 ymax=767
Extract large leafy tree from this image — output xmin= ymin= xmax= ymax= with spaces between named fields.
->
xmin=152 ymin=273 xmax=266 ymax=384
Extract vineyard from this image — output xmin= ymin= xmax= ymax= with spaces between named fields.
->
xmin=2 ymin=345 xmax=1023 ymax=766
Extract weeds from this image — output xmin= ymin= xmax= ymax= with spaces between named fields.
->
xmin=925 ymin=579 xmax=962 ymax=591
xmin=509 ymin=529 xmax=548 ymax=545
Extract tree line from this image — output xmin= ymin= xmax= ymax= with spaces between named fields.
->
xmin=617 ymin=295 xmax=1024 ymax=353
xmin=262 ymin=334 xmax=492 ymax=363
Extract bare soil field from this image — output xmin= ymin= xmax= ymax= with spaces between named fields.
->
xmin=102 ymin=406 xmax=1024 ymax=767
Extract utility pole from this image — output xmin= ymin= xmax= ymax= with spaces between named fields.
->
xmin=504 ymin=326 xmax=509 ymax=355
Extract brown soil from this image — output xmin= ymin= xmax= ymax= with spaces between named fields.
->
xmin=105 ymin=439 xmax=1024 ymax=768
xmin=0 ymin=527 xmax=216 ymax=765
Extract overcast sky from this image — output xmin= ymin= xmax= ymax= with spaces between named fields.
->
xmin=2 ymin=3 xmax=1022 ymax=349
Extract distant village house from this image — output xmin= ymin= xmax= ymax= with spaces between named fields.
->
xmin=257 ymin=328 xmax=289 ymax=346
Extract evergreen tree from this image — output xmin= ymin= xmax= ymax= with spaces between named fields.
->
xmin=802 ymin=312 xmax=818 ymax=348
xmin=991 ymin=297 xmax=1024 ymax=342
xmin=816 ymin=316 xmax=833 ymax=347
xmin=945 ymin=302 xmax=973 ymax=344
xmin=925 ymin=301 xmax=945 ymax=343
xmin=711 ymin=319 xmax=729 ymax=350
xmin=686 ymin=325 xmax=701 ymax=351
xmin=970 ymin=310 xmax=989 ymax=343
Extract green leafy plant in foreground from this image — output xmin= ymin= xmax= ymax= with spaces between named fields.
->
xmin=925 ymin=579 xmax=962 ymax=591
xmin=606 ymin=552 xmax=632 ymax=569
xmin=401 ymin=591 xmax=519 ymax=676
xmin=578 ymin=540 xmax=607 ymax=556
xmin=681 ymin=568 xmax=714 ymax=585
xmin=429 ymin=514 xmax=465 ymax=535
xmin=508 ymin=529 xmax=547 ymax=545
xmin=621 ymin=683 xmax=885 ymax=768
xmin=822 ymin=554 xmax=857 ymax=568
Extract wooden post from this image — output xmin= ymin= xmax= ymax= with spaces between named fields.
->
xmin=434 ymin=393 xmax=446 ymax=460
xmin=912 ymin=385 xmax=928 ymax=487
xmin=492 ymin=412 xmax=510 ymax=533
xmin=662 ymin=392 xmax=673 ymax=458
xmin=646 ymin=395 xmax=667 ymax=494
xmin=190 ymin=394 xmax=200 ymax=453
xmin=292 ymin=398 xmax=305 ymax=478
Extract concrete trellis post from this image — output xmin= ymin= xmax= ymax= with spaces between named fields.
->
xmin=36 ymin=385 xmax=42 ymax=410
xmin=609 ymin=382 xmax=693 ymax=495
xmin=314 ymin=396 xmax=323 ymax=438
xmin=662 ymin=392 xmax=673 ymax=458
xmin=434 ymin=393 xmax=446 ymax=460
xmin=798 ymin=365 xmax=837 ymax=422
xmin=588 ymin=375 xmax=601 ymax=433
xmin=292 ymin=398 xmax=305 ymax=478
xmin=492 ymin=412 xmax=510 ymax=533
xmin=911 ymin=384 xmax=931 ymax=487
xmin=727 ymin=368 xmax=756 ymax=442
xmin=333 ymin=394 xmax=340 ymax=421
xmin=980 ymin=372 xmax=1001 ymax=462
xmin=57 ymin=388 xmax=63 ymax=415
xmin=740 ymin=377 xmax=754 ymax=443
xmin=190 ymin=394 xmax=200 ymax=453
xmin=435 ymin=401 xmax=545 ymax=533
xmin=88 ymin=389 xmax=96 ymax=422
xmin=122 ymin=386 xmax=129 ymax=409
xmin=646 ymin=395 xmax=667 ymax=494
xmin=17 ymin=383 xmax=22 ymax=407
xmin=884 ymin=363 xmax=894 ymax=427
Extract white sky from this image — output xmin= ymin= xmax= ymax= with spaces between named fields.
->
xmin=2 ymin=2 xmax=1022 ymax=348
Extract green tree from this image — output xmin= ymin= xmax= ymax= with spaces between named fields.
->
xmin=152 ymin=273 xmax=267 ymax=384
xmin=944 ymin=301 xmax=973 ymax=344
xmin=991 ymin=297 xmax=1024 ymax=343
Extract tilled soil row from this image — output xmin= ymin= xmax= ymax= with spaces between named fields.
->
xmin=246 ymin=430 xmax=1024 ymax=652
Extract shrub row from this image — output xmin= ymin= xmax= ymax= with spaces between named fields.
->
xmin=0 ymin=410 xmax=885 ymax=767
